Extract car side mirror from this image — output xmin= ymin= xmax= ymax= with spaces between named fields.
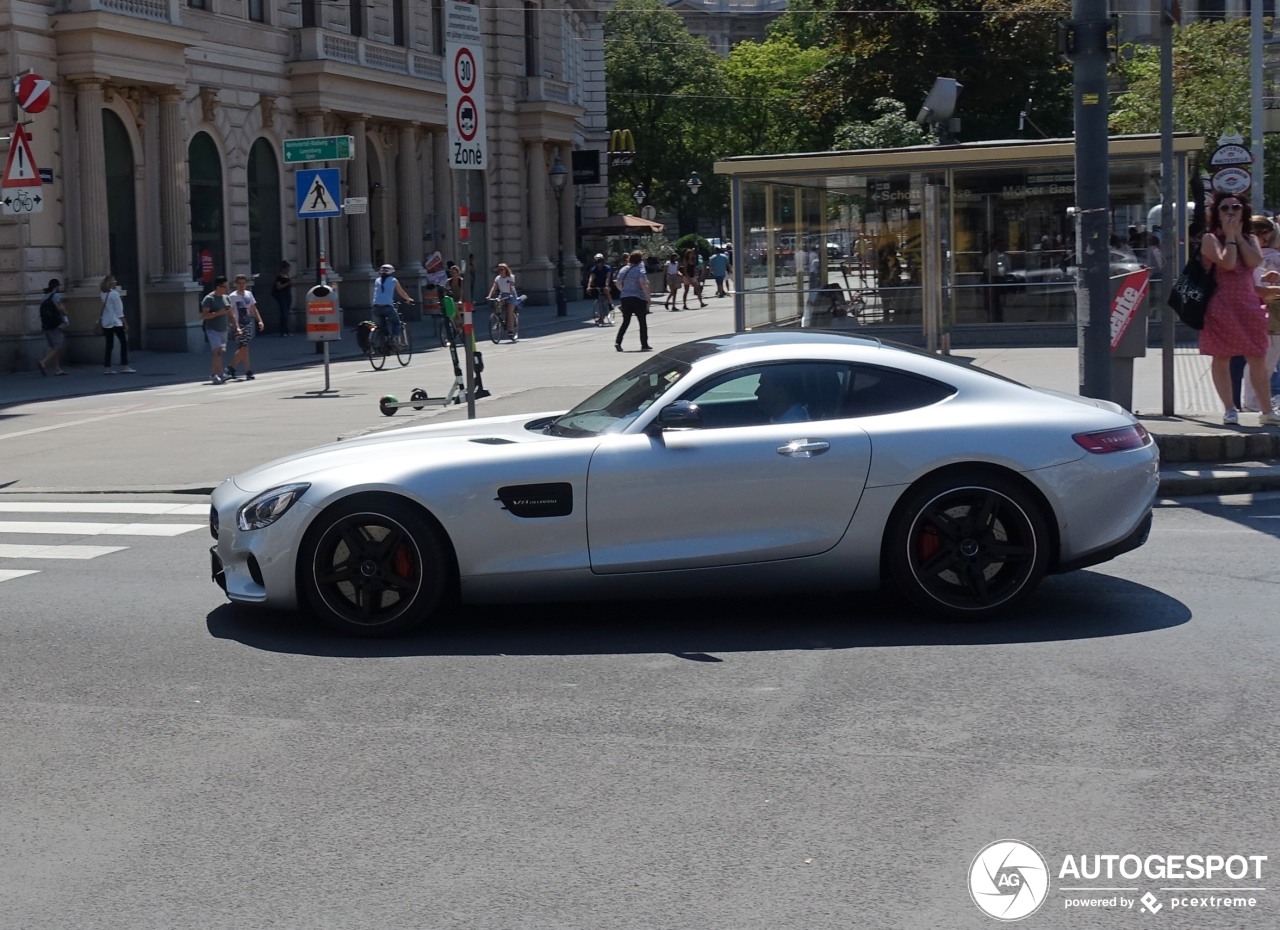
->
xmin=650 ymin=400 xmax=702 ymax=432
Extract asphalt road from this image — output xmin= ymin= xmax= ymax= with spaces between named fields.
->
xmin=0 ymin=491 xmax=1277 ymax=929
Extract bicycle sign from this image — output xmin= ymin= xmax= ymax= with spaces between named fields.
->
xmin=2 ymin=124 xmax=43 ymax=216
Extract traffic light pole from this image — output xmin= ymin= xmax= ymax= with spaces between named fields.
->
xmin=1068 ymin=0 xmax=1112 ymax=402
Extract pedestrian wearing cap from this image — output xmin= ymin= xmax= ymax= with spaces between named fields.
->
xmin=373 ymin=263 xmax=413 ymax=344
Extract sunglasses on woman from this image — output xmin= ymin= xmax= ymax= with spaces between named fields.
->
xmin=1219 ymin=203 xmax=1243 ymax=212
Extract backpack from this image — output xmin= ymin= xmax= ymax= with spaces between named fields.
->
xmin=39 ymin=296 xmax=62 ymax=331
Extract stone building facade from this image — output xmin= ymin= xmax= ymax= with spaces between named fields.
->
xmin=665 ymin=0 xmax=785 ymax=58
xmin=0 ymin=0 xmax=608 ymax=366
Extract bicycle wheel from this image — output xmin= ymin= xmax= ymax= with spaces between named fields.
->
xmin=489 ymin=311 xmax=502 ymax=344
xmin=369 ymin=331 xmax=387 ymax=370
xmin=396 ymin=325 xmax=413 ymax=366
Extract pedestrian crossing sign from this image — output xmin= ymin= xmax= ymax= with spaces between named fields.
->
xmin=296 ymin=168 xmax=341 ymax=218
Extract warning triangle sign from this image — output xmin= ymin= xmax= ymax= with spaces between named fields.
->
xmin=299 ymin=173 xmax=337 ymax=215
xmin=3 ymin=125 xmax=41 ymax=189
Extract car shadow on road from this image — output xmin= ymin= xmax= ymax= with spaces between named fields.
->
xmin=205 ymin=570 xmax=1188 ymax=659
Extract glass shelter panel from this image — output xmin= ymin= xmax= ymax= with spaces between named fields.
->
xmin=728 ymin=139 xmax=1180 ymax=342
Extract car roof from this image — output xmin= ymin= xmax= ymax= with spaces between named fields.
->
xmin=667 ymin=331 xmax=1024 ymax=390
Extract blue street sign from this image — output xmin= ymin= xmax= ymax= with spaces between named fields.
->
xmin=296 ymin=168 xmax=341 ymax=218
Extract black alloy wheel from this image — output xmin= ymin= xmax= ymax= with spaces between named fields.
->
xmin=300 ymin=495 xmax=449 ymax=636
xmin=887 ymin=474 xmax=1049 ymax=618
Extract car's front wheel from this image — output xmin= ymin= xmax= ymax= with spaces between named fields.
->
xmin=300 ymin=495 xmax=450 ymax=636
xmin=886 ymin=472 xmax=1049 ymax=618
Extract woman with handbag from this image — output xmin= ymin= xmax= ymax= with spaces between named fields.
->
xmin=1200 ymin=192 xmax=1272 ymax=425
xmin=99 ymin=275 xmax=135 ymax=374
xmin=614 ymin=250 xmax=652 ymax=353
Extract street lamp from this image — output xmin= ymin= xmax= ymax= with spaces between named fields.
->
xmin=549 ymin=150 xmax=568 ymax=316
xmin=632 ymin=185 xmax=646 ymax=210
xmin=686 ymin=170 xmax=702 ymax=237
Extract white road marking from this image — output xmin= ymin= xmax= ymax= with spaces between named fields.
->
xmin=0 ymin=404 xmax=200 ymax=441
xmin=0 ymin=502 xmax=207 ymax=515
xmin=0 ymin=570 xmax=40 ymax=582
xmin=0 ymin=521 xmax=204 ymax=537
xmin=0 ymin=544 xmax=128 ymax=559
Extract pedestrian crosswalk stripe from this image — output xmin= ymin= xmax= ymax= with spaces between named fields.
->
xmin=0 ymin=502 xmax=206 ymax=516
xmin=0 ymin=544 xmax=128 ymax=559
xmin=0 ymin=521 xmax=204 ymax=537
xmin=0 ymin=569 xmax=40 ymax=582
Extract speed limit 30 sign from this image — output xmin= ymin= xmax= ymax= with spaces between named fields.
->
xmin=446 ymin=1 xmax=486 ymax=170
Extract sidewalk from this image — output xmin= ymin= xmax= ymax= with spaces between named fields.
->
xmin=3 ymin=298 xmax=1278 ymax=496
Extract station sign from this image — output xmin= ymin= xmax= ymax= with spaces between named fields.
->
xmin=446 ymin=1 xmax=486 ymax=170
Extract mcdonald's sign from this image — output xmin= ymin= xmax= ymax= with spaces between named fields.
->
xmin=608 ymin=129 xmax=636 ymax=168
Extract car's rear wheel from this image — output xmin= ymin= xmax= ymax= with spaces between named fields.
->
xmin=300 ymin=495 xmax=450 ymax=636
xmin=887 ymin=472 xmax=1049 ymax=618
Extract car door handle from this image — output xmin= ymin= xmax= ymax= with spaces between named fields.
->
xmin=777 ymin=439 xmax=830 ymax=458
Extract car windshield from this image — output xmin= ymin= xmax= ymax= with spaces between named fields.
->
xmin=548 ymin=356 xmax=691 ymax=436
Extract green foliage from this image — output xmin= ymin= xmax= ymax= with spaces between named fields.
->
xmin=833 ymin=98 xmax=931 ymax=151
xmin=808 ymin=0 xmax=1072 ymax=141
xmin=721 ymin=36 xmax=829 ymax=156
xmin=1112 ymin=18 xmax=1252 ymax=146
xmin=766 ymin=0 xmax=827 ymax=50
xmin=672 ymin=234 xmax=711 ymax=259
xmin=605 ymin=0 xmax=726 ymax=233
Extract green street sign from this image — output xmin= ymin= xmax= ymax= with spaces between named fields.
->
xmin=284 ymin=136 xmax=355 ymax=164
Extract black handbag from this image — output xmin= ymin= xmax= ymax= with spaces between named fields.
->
xmin=1167 ymin=244 xmax=1215 ymax=330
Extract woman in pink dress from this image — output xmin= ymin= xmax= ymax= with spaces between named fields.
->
xmin=1200 ymin=191 xmax=1273 ymax=425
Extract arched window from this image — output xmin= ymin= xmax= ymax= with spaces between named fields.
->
xmin=103 ymin=111 xmax=138 ymax=323
xmin=248 ymin=138 xmax=282 ymax=288
xmin=188 ymin=131 xmax=225 ymax=285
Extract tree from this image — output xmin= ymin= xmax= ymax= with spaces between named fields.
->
xmin=808 ymin=0 xmax=1072 ymax=141
xmin=833 ymin=98 xmax=931 ymax=151
xmin=721 ymin=35 xmax=829 ymax=156
xmin=605 ymin=0 xmax=726 ymax=233
xmin=1112 ymin=18 xmax=1251 ymax=143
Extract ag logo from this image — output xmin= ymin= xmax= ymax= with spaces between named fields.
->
xmin=969 ymin=840 xmax=1049 ymax=921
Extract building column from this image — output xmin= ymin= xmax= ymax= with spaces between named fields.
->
xmin=556 ymin=145 xmax=580 ymax=298
xmin=346 ymin=115 xmax=372 ymax=274
xmin=75 ymin=79 xmax=110 ymax=286
xmin=158 ymin=89 xmax=188 ymax=281
xmin=397 ymin=123 xmax=423 ymax=273
xmin=432 ymin=129 xmax=455 ymax=264
xmin=525 ymin=142 xmax=550 ymax=266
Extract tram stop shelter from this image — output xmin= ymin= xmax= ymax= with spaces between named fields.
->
xmin=715 ymin=133 xmax=1204 ymax=350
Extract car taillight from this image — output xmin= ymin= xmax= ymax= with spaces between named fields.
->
xmin=1072 ymin=424 xmax=1150 ymax=454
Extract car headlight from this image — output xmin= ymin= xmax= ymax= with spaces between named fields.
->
xmin=236 ymin=483 xmax=311 ymax=531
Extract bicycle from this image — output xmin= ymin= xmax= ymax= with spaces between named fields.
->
xmin=588 ymin=287 xmax=616 ymax=326
xmin=488 ymin=295 xmax=523 ymax=344
xmin=365 ymin=307 xmax=413 ymax=370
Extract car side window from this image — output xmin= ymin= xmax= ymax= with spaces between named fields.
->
xmin=843 ymin=365 xmax=956 ymax=416
xmin=682 ymin=362 xmax=853 ymax=428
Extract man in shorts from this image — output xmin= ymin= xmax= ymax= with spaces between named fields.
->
xmin=200 ymin=276 xmax=234 ymax=384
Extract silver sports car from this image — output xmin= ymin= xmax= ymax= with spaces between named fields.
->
xmin=210 ymin=332 xmax=1158 ymax=636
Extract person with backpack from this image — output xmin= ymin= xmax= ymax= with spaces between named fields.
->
xmin=37 ymin=278 xmax=69 ymax=376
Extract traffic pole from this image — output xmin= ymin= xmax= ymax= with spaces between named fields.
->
xmin=1069 ymin=0 xmax=1112 ymax=402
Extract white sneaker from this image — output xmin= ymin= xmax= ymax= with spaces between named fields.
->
xmin=1224 ymin=409 xmax=1239 ymax=425
xmin=1261 ymin=410 xmax=1280 ymax=426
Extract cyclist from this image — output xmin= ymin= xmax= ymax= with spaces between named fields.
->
xmin=486 ymin=262 xmax=520 ymax=342
xmin=585 ymin=253 xmax=614 ymax=324
xmin=372 ymin=263 xmax=413 ymax=344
